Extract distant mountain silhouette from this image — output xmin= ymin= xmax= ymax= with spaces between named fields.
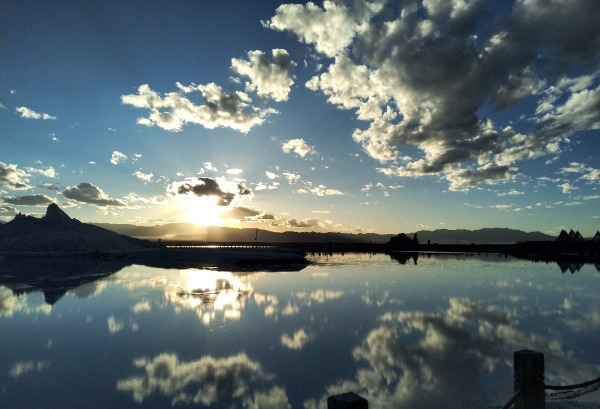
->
xmin=0 ymin=204 xmax=153 ymax=252
xmin=411 ymin=228 xmax=554 ymax=244
xmin=92 ymin=222 xmax=555 ymax=245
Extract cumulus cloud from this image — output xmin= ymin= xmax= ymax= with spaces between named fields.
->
xmin=559 ymin=182 xmax=578 ymax=194
xmin=167 ymin=177 xmax=252 ymax=206
xmin=264 ymin=1 xmax=382 ymax=58
xmin=2 ymin=194 xmax=55 ymax=206
xmin=117 ymin=352 xmax=290 ymax=408
xmin=310 ymin=184 xmax=344 ymax=196
xmin=62 ymin=182 xmax=126 ymax=207
xmin=269 ymin=0 xmax=600 ymax=190
xmin=25 ymin=165 xmax=56 ymax=178
xmin=133 ymin=171 xmax=153 ymax=182
xmin=282 ymin=172 xmax=301 ymax=184
xmin=0 ymin=162 xmax=31 ymax=190
xmin=231 ymin=49 xmax=296 ymax=102
xmin=121 ymin=81 xmax=276 ymax=133
xmin=111 ymin=151 xmax=128 ymax=165
xmin=281 ymin=138 xmax=315 ymax=158
xmin=16 ymin=106 xmax=56 ymax=120
xmin=560 ymin=162 xmax=600 ymax=182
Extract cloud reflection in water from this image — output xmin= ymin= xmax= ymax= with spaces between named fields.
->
xmin=304 ymin=296 xmax=600 ymax=409
xmin=117 ymin=352 xmax=290 ymax=408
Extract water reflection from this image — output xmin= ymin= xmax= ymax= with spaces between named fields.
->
xmin=165 ymin=269 xmax=253 ymax=325
xmin=0 ymin=255 xmax=127 ymax=304
xmin=2 ymin=254 xmax=599 ymax=409
xmin=389 ymin=252 xmax=419 ymax=265
xmin=117 ymin=352 xmax=291 ymax=408
xmin=304 ymin=296 xmax=600 ymax=409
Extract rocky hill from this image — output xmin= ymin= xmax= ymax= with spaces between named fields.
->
xmin=0 ymin=204 xmax=154 ymax=252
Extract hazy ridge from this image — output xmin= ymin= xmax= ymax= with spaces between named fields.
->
xmin=93 ymin=222 xmax=555 ymax=244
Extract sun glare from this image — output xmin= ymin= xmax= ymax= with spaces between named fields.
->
xmin=181 ymin=196 xmax=224 ymax=226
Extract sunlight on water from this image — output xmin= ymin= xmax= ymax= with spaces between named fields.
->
xmin=1 ymin=253 xmax=599 ymax=408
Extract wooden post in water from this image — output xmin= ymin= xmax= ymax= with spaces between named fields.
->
xmin=327 ymin=392 xmax=368 ymax=409
xmin=514 ymin=350 xmax=545 ymax=409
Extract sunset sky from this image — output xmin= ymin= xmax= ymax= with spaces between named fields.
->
xmin=1 ymin=0 xmax=599 ymax=236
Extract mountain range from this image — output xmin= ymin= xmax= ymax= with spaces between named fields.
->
xmin=92 ymin=222 xmax=555 ymax=244
xmin=0 ymin=204 xmax=153 ymax=252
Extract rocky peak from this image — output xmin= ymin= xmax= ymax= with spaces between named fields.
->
xmin=43 ymin=203 xmax=73 ymax=223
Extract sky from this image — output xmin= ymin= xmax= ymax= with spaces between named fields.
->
xmin=1 ymin=0 xmax=599 ymax=237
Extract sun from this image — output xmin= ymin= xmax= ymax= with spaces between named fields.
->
xmin=180 ymin=196 xmax=224 ymax=226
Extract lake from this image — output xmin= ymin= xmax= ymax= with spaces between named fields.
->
xmin=1 ymin=252 xmax=599 ymax=408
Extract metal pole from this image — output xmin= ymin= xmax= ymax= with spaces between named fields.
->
xmin=514 ymin=350 xmax=545 ymax=409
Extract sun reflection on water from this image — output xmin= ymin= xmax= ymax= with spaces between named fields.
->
xmin=164 ymin=269 xmax=253 ymax=325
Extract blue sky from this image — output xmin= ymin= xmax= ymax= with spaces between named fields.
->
xmin=1 ymin=0 xmax=599 ymax=236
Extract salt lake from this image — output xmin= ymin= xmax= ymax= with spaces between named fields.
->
xmin=1 ymin=252 xmax=599 ymax=408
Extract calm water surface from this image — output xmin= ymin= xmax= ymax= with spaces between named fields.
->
xmin=1 ymin=253 xmax=599 ymax=408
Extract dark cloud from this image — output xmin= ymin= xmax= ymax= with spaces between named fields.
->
xmin=168 ymin=178 xmax=253 ymax=206
xmin=222 ymin=207 xmax=276 ymax=222
xmin=272 ymin=0 xmax=600 ymax=190
xmin=62 ymin=183 xmax=125 ymax=207
xmin=285 ymin=218 xmax=320 ymax=228
xmin=38 ymin=183 xmax=63 ymax=191
xmin=0 ymin=205 xmax=18 ymax=218
xmin=0 ymin=162 xmax=31 ymax=190
xmin=2 ymin=194 xmax=55 ymax=206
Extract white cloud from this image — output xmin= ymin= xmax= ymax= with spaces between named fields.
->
xmin=310 ymin=184 xmax=344 ymax=196
xmin=203 ymin=162 xmax=218 ymax=172
xmin=265 ymin=1 xmax=381 ymax=58
xmin=231 ymin=49 xmax=296 ymax=102
xmin=265 ymin=171 xmax=279 ymax=180
xmin=559 ymin=182 xmax=578 ymax=194
xmin=121 ymin=82 xmax=276 ymax=133
xmin=133 ymin=171 xmax=153 ymax=182
xmin=282 ymin=172 xmax=301 ymax=184
xmin=16 ymin=106 xmax=56 ymax=120
xmin=560 ymin=162 xmax=600 ymax=182
xmin=497 ymin=189 xmax=524 ymax=197
xmin=281 ymin=138 xmax=315 ymax=158
xmin=226 ymin=168 xmax=243 ymax=175
xmin=111 ymin=151 xmax=128 ymax=165
xmin=26 ymin=165 xmax=56 ymax=178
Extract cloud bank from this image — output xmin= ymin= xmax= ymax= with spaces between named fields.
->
xmin=268 ymin=0 xmax=600 ymax=190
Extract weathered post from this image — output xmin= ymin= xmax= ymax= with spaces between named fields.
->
xmin=327 ymin=392 xmax=368 ymax=409
xmin=514 ymin=350 xmax=545 ymax=409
